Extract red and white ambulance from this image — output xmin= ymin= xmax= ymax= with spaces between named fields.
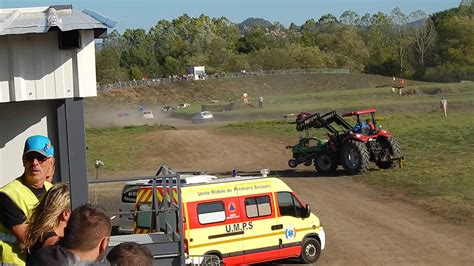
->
xmin=134 ymin=175 xmax=325 ymax=265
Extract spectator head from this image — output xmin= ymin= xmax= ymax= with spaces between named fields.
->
xmin=22 ymin=135 xmax=55 ymax=185
xmin=23 ymin=135 xmax=54 ymax=158
xmin=107 ymin=242 xmax=153 ymax=266
xmin=23 ymin=183 xmax=71 ymax=252
xmin=61 ymin=204 xmax=111 ymax=261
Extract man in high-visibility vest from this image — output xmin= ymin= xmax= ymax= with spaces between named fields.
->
xmin=0 ymin=135 xmax=55 ymax=265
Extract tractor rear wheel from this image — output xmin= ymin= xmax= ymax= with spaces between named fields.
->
xmin=341 ymin=140 xmax=370 ymax=175
xmin=314 ymin=151 xmax=337 ymax=174
xmin=376 ymin=137 xmax=401 ymax=169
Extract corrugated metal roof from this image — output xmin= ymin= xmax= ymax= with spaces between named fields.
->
xmin=0 ymin=5 xmax=115 ymax=36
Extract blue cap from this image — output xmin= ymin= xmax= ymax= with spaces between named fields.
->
xmin=23 ymin=135 xmax=54 ymax=157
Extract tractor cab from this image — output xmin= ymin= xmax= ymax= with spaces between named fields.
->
xmin=342 ymin=108 xmax=377 ymax=136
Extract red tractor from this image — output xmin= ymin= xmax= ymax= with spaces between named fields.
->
xmin=294 ymin=108 xmax=402 ymax=175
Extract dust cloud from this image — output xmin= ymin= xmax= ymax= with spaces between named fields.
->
xmin=84 ymin=102 xmax=282 ymax=129
xmin=84 ymin=102 xmax=189 ymax=128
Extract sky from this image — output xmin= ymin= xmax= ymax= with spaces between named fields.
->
xmin=0 ymin=0 xmax=462 ymax=33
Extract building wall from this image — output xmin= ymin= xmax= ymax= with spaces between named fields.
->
xmin=0 ymin=30 xmax=97 ymax=103
xmin=75 ymin=30 xmax=97 ymax=98
xmin=0 ymin=100 xmax=58 ymax=186
xmin=0 ymin=38 xmax=10 ymax=102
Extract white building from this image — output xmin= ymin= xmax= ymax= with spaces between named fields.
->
xmin=0 ymin=5 xmax=114 ymax=206
xmin=187 ymin=66 xmax=206 ymax=80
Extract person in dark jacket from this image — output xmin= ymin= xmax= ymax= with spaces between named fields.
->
xmin=29 ymin=204 xmax=111 ymax=265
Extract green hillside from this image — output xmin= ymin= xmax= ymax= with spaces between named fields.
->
xmin=87 ymin=73 xmax=407 ymax=106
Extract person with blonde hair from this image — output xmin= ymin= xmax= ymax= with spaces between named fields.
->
xmin=22 ymin=183 xmax=71 ymax=260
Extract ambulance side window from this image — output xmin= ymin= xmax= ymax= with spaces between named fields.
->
xmin=197 ymin=201 xmax=226 ymax=224
xmin=277 ymin=192 xmax=304 ymax=217
xmin=245 ymin=196 xmax=272 ymax=218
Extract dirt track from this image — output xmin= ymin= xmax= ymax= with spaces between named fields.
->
xmin=284 ymin=177 xmax=473 ymax=265
xmin=98 ymin=128 xmax=473 ymax=265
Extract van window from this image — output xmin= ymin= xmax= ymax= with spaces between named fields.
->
xmin=121 ymin=185 xmax=139 ymax=203
xmin=277 ymin=192 xmax=304 ymax=217
xmin=245 ymin=196 xmax=272 ymax=218
xmin=197 ymin=201 xmax=226 ymax=224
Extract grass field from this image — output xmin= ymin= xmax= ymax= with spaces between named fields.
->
xmin=174 ymin=82 xmax=474 ymax=119
xmin=218 ymin=111 xmax=474 ymax=221
xmin=86 ymin=124 xmax=176 ymax=173
xmin=85 ymin=80 xmax=474 ymax=221
xmin=215 ymin=82 xmax=474 ymax=221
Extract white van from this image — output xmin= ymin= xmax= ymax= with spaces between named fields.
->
xmin=117 ymin=179 xmax=148 ymax=234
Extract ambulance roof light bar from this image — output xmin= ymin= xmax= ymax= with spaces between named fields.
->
xmin=201 ymin=174 xmax=271 ymax=184
xmin=139 ymin=175 xmax=217 ymax=185
xmin=183 ymin=175 xmax=218 ymax=184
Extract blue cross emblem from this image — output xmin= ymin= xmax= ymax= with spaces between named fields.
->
xmin=285 ymin=227 xmax=295 ymax=240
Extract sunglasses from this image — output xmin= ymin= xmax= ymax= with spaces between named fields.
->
xmin=24 ymin=153 xmax=49 ymax=163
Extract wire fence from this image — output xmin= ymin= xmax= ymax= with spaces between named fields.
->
xmin=97 ymin=68 xmax=350 ymax=92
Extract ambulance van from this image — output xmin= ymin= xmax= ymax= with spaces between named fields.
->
xmin=134 ymin=175 xmax=325 ymax=265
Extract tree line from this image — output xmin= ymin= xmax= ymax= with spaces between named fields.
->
xmin=96 ymin=2 xmax=473 ymax=84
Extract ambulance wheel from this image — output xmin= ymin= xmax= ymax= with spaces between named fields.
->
xmin=288 ymin=159 xmax=298 ymax=168
xmin=299 ymin=238 xmax=321 ymax=264
xmin=202 ymin=253 xmax=221 ymax=266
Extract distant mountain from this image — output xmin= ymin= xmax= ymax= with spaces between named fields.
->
xmin=238 ymin=18 xmax=273 ymax=33
xmin=407 ymin=18 xmax=428 ymax=28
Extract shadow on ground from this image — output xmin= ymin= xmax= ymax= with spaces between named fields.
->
xmin=214 ymin=166 xmax=390 ymax=178
xmin=214 ymin=169 xmax=350 ymax=178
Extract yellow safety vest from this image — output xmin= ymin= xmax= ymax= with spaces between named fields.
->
xmin=0 ymin=178 xmax=52 ymax=265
